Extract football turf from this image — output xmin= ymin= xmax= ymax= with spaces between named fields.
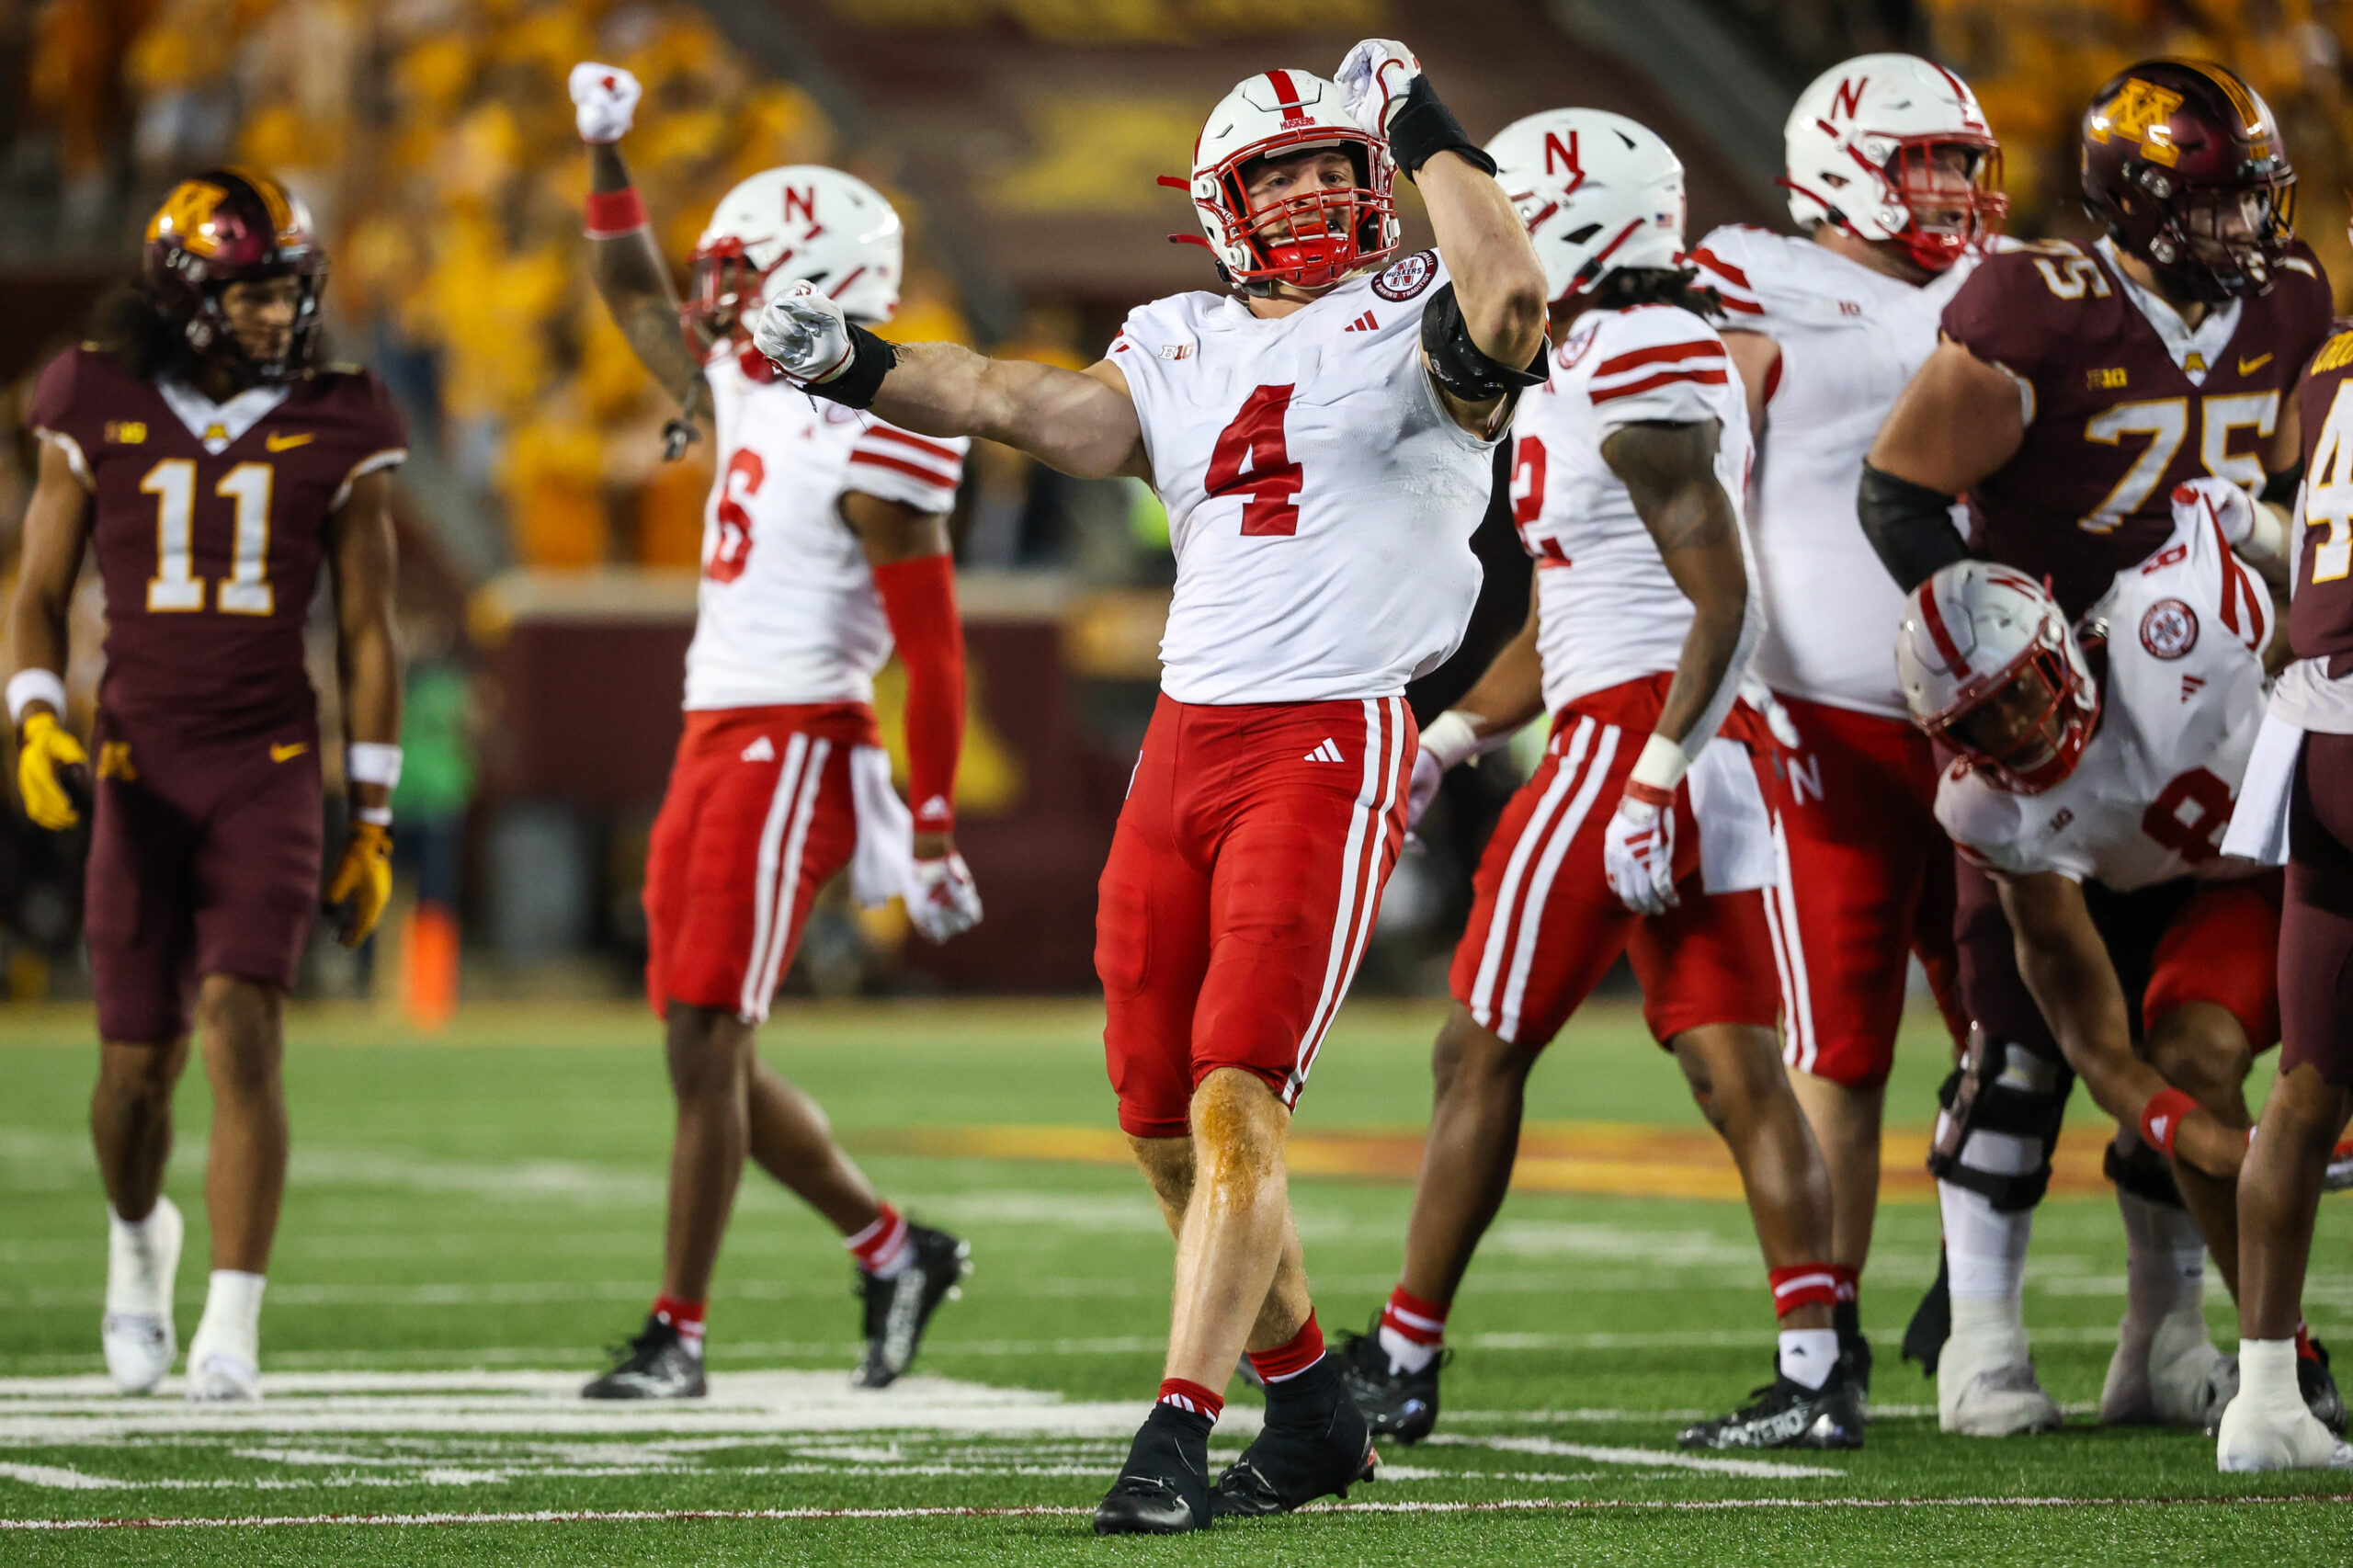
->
xmin=2 ymin=998 xmax=2348 ymax=1564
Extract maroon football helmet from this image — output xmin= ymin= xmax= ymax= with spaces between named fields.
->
xmin=142 ymin=166 xmax=327 ymax=383
xmin=2080 ymin=59 xmax=2295 ymax=302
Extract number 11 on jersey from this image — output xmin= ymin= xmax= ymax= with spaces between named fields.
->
xmin=141 ymin=457 xmax=277 ymax=615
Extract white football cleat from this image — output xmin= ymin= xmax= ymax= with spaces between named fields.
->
xmin=185 ymin=1270 xmax=266 ymax=1404
xmin=2217 ymin=1394 xmax=2353 ymax=1471
xmin=1939 ymin=1327 xmax=2063 ymax=1437
xmin=2101 ymin=1306 xmax=2230 ymax=1426
xmin=101 ymin=1197 xmax=182 ymax=1395
xmin=184 ymin=1347 xmax=262 ymax=1403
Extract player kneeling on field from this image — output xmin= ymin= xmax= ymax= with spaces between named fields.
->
xmin=1897 ymin=480 xmax=2344 ymax=1438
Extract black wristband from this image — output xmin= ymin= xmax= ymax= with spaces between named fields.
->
xmin=2263 ymin=460 xmax=2305 ymax=507
xmin=802 ymin=323 xmax=899 ymax=411
xmin=1420 ymin=283 xmax=1547 ymax=403
xmin=1386 ymin=74 xmax=1495 ymax=179
xmin=1858 ymin=461 xmax=1972 ymax=591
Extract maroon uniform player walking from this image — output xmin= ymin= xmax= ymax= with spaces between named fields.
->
xmin=6 ymin=168 xmax=405 ymax=1401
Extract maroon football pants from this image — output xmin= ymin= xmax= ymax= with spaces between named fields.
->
xmin=2283 ymin=731 xmax=2353 ymax=1085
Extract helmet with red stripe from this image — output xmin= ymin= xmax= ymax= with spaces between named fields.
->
xmin=688 ymin=166 xmax=902 ymax=381
xmin=1783 ymin=54 xmax=2006 ymax=274
xmin=1897 ymin=561 xmax=2099 ymax=794
xmin=1173 ymin=69 xmax=1399 ymax=293
xmin=1486 ymin=109 xmax=1685 ymax=302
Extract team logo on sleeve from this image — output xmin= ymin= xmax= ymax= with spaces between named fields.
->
xmin=1370 ymin=250 xmax=1438 ymax=301
xmin=2139 ymin=598 xmax=2199 ymax=660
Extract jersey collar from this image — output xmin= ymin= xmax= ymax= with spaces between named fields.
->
xmin=2096 ymin=237 xmax=2241 ymax=388
xmin=155 ymin=376 xmax=292 ymax=455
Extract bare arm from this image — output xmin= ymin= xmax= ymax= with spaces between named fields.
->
xmin=1448 ymin=592 xmax=1547 ymax=741
xmin=1602 ymin=419 xmax=1758 ymax=754
xmin=5 ymin=440 xmax=95 ymax=711
xmin=1868 ymin=339 xmax=2025 ymax=495
xmin=1721 ymin=329 xmax=1779 ymax=436
xmin=1416 ymin=149 xmax=1548 ymax=373
xmin=870 ymin=349 xmax=1149 ymax=482
xmin=325 ymin=470 xmax=404 ymax=817
xmin=1997 ymin=869 xmax=2243 ymax=1179
xmin=585 ymin=142 xmax=708 ymax=418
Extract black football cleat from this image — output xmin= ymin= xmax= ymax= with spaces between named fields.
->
xmin=1336 ymin=1315 xmax=1446 ymax=1445
xmin=582 ymin=1315 xmax=706 ymax=1400
xmin=1677 ymin=1367 xmax=1867 ymax=1450
xmin=1094 ymin=1406 xmax=1212 ymax=1535
xmin=1839 ymin=1330 xmax=1875 ymax=1403
xmin=2305 ymin=1337 xmax=2349 ymax=1437
xmin=853 ymin=1222 xmax=970 ymax=1389
xmin=1211 ymin=1369 xmax=1377 ymax=1517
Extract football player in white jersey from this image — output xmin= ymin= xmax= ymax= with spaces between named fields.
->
xmin=756 ymin=39 xmax=1547 ymax=1533
xmin=568 ymin=64 xmax=983 ymax=1401
xmin=1336 ymin=108 xmax=1856 ymax=1454
xmin=1688 ymin=56 xmax=2005 ymax=1380
xmin=1896 ymin=480 xmax=2321 ymax=1436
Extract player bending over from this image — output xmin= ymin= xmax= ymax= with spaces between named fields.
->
xmin=1859 ymin=57 xmax=2332 ymax=1434
xmin=1897 ymin=483 xmax=2336 ymax=1437
xmin=756 ymin=40 xmax=1546 ymax=1532
xmin=1691 ymin=54 xmax=2004 ymax=1383
xmin=567 ymin=65 xmax=979 ymax=1398
xmin=7 ymin=169 xmax=406 ymax=1401
xmin=1341 ymin=109 xmax=1857 ymax=1453
xmin=2214 ymin=317 xmax=2353 ymax=1471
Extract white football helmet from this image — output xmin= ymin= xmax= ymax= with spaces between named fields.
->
xmin=1488 ymin=108 xmax=1686 ymax=302
xmin=1172 ymin=69 xmax=1400 ymax=292
xmin=1784 ymin=53 xmax=2006 ymax=272
xmin=1896 ymin=561 xmax=2099 ymax=794
xmin=688 ymin=166 xmax=902 ymax=370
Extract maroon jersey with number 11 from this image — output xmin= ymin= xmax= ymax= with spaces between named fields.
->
xmin=28 ymin=345 xmax=407 ymax=739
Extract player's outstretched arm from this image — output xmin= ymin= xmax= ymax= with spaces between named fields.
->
xmin=5 ymin=439 xmax=95 ymax=829
xmin=323 ymin=470 xmax=404 ymax=948
xmin=1997 ymin=869 xmax=2244 ymax=1179
xmin=1859 ymin=340 xmax=2023 ymax=590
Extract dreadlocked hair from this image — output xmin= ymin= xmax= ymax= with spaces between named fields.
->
xmin=1586 ymin=266 xmax=1724 ymax=320
xmin=86 ymin=284 xmax=196 ymax=382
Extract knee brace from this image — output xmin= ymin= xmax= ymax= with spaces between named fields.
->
xmin=1927 ymin=1024 xmax=2075 ymax=1212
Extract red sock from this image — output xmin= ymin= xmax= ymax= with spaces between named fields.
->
xmin=1381 ymin=1286 xmax=1449 ymax=1348
xmin=845 ymin=1203 xmax=912 ymax=1277
xmin=2297 ymin=1321 xmax=2319 ymax=1361
xmin=652 ymin=1294 xmax=706 ymax=1352
xmin=1829 ymin=1264 xmax=1859 ymax=1305
xmin=1247 ymin=1311 xmax=1327 ymax=1384
xmin=1156 ymin=1378 xmax=1223 ymax=1421
xmin=1769 ymin=1264 xmax=1840 ymax=1319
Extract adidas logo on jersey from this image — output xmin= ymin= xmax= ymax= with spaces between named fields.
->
xmin=2181 ymin=674 xmax=2207 ymax=702
xmin=1343 ymin=311 xmax=1379 ymax=333
xmin=1305 ymin=738 xmax=1345 ymax=763
xmin=741 ymin=736 xmax=776 ymax=763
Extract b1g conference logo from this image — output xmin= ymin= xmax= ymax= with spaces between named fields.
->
xmin=2140 ymin=598 xmax=2199 ymax=660
xmin=1372 ymin=250 xmax=1438 ymax=301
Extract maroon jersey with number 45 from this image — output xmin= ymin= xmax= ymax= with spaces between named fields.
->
xmin=1940 ymin=236 xmax=2329 ymax=617
xmin=28 ymin=346 xmax=406 ymax=738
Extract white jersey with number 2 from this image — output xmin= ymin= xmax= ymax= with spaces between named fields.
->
xmin=1108 ymin=249 xmax=1498 ymax=706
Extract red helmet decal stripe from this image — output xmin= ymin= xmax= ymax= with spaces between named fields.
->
xmin=1929 ymin=62 xmax=1984 ymax=130
xmin=1687 ymin=246 xmax=1749 ymax=289
xmin=824 ymin=265 xmax=868 ymax=301
xmin=1915 ymin=580 xmax=1966 ymax=669
xmin=1266 ymin=70 xmax=1309 ymax=126
xmin=1582 ymin=219 xmax=1648 ymax=276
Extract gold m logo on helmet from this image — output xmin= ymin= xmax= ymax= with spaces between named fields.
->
xmin=2089 ymin=79 xmax=2186 ymax=166
xmin=146 ymin=179 xmax=231 ymax=255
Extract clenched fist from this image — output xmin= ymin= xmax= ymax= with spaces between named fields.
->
xmin=753 ymin=281 xmax=856 ymax=383
xmin=569 ymin=62 xmax=642 ymax=144
xmin=1335 ymin=38 xmax=1423 ymax=139
xmin=905 ymin=851 xmax=983 ymax=944
xmin=16 ymin=710 xmax=88 ymax=831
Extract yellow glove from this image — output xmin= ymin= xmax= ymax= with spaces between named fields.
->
xmin=16 ymin=710 xmax=89 ymax=831
xmin=325 ymin=819 xmax=393 ymax=948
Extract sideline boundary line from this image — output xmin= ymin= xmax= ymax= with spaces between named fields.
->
xmin=8 ymin=1494 xmax=2353 ymax=1530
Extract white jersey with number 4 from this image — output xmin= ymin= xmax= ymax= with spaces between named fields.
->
xmin=1691 ymin=225 xmax=1975 ymax=720
xmin=683 ymin=350 xmax=969 ymax=712
xmin=1510 ymin=302 xmax=1754 ymax=717
xmin=1109 ymin=250 xmax=1497 ymax=706
xmin=1935 ymin=504 xmax=2273 ymax=889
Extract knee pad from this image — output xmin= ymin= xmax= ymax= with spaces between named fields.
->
xmin=1928 ymin=1024 xmax=2075 ymax=1212
xmin=2104 ymin=1136 xmax=2187 ymax=1209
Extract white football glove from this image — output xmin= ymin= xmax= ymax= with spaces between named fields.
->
xmin=1406 ymin=749 xmax=1446 ymax=835
xmin=568 ymin=62 xmax=642 ymax=144
xmin=2172 ymin=475 xmax=2255 ymax=542
xmin=1335 ymin=38 xmax=1423 ymax=139
xmin=753 ymin=281 xmax=857 ymax=384
xmin=906 ymin=852 xmax=983 ymax=944
xmin=1601 ymin=788 xmax=1678 ymax=915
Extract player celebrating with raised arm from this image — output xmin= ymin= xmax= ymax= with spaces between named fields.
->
xmin=1342 ymin=109 xmax=1857 ymax=1454
xmin=7 ymin=169 xmax=405 ymax=1402
xmin=1689 ymin=56 xmax=2005 ymax=1381
xmin=565 ymin=66 xmax=979 ymax=1400
xmin=1859 ymin=58 xmax=2331 ymax=1435
xmin=756 ymin=41 xmax=1546 ymax=1532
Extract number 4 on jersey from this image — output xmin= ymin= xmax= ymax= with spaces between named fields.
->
xmin=1207 ymin=384 xmax=1302 ymax=537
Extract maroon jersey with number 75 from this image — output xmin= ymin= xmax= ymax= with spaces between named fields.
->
xmin=28 ymin=346 xmax=406 ymax=739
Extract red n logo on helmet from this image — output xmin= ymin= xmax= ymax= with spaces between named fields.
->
xmin=1831 ymin=77 xmax=1867 ymax=119
xmin=1544 ymin=131 xmax=1586 ymax=193
xmin=782 ymin=186 xmax=817 ymax=224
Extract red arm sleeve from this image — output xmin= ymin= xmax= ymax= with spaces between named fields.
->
xmin=870 ymin=552 xmax=965 ymax=838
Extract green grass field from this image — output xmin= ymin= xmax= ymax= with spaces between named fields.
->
xmin=2 ymin=998 xmax=2348 ymax=1563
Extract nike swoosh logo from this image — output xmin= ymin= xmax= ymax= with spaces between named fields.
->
xmin=265 ymin=432 xmax=314 ymax=451
xmin=2238 ymin=353 xmax=2273 ymax=377
xmin=269 ymin=742 xmax=308 ymax=763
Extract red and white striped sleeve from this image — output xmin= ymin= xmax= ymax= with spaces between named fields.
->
xmin=1584 ymin=310 xmax=1732 ymax=430
xmin=1686 ymin=225 xmax=1768 ymax=320
xmin=845 ymin=420 xmax=968 ymax=514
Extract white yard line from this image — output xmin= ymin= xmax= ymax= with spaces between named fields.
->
xmin=1428 ymin=1434 xmax=1842 ymax=1479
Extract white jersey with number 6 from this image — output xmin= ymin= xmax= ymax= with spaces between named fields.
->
xmin=682 ymin=350 xmax=969 ymax=712
xmin=1108 ymin=250 xmax=1498 ymax=706
xmin=1509 ymin=302 xmax=1754 ymax=717
xmin=1935 ymin=503 xmax=2273 ymax=889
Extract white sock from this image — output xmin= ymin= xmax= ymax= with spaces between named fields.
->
xmin=1378 ymin=1324 xmax=1438 ymax=1377
xmin=2116 ymin=1187 xmax=2206 ymax=1324
xmin=192 ymin=1270 xmax=266 ymax=1360
xmin=1779 ymin=1327 xmax=1839 ymax=1391
xmin=2240 ymin=1338 xmax=2301 ymax=1408
xmin=1940 ymin=1180 xmax=2032 ymax=1303
xmin=105 ymin=1203 xmax=173 ymax=1315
